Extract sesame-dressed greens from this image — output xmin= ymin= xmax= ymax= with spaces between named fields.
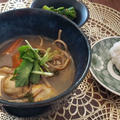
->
xmin=42 ymin=5 xmax=77 ymax=20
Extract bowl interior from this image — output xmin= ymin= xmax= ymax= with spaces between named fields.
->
xmin=0 ymin=8 xmax=90 ymax=107
xmin=31 ymin=0 xmax=89 ymax=27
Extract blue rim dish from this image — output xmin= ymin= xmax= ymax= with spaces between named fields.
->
xmin=31 ymin=0 xmax=89 ymax=27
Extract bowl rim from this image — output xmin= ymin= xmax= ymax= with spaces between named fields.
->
xmin=31 ymin=0 xmax=89 ymax=27
xmin=90 ymin=36 xmax=120 ymax=96
xmin=0 ymin=8 xmax=91 ymax=107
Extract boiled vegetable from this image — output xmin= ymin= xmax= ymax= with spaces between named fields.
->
xmin=42 ymin=5 xmax=77 ymax=20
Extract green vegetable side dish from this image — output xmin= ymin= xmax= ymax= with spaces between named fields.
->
xmin=42 ymin=5 xmax=77 ymax=20
xmin=12 ymin=40 xmax=55 ymax=87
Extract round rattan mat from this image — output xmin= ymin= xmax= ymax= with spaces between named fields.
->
xmin=0 ymin=0 xmax=120 ymax=119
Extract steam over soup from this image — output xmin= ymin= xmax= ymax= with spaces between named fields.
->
xmin=0 ymin=30 xmax=75 ymax=102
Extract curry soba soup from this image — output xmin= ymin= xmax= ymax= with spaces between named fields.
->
xmin=0 ymin=31 xmax=75 ymax=103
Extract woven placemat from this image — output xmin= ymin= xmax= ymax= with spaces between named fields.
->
xmin=0 ymin=0 xmax=120 ymax=119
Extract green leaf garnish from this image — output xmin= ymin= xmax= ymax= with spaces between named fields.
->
xmin=12 ymin=40 xmax=56 ymax=87
xmin=30 ymin=61 xmax=41 ymax=84
xmin=13 ymin=59 xmax=33 ymax=87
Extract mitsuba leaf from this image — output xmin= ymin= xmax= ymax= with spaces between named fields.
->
xmin=18 ymin=45 xmax=37 ymax=62
xmin=18 ymin=45 xmax=30 ymax=57
xmin=13 ymin=59 xmax=33 ymax=87
xmin=12 ymin=40 xmax=55 ymax=87
xmin=30 ymin=61 xmax=41 ymax=84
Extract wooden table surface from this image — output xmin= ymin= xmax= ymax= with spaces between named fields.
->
xmin=0 ymin=0 xmax=119 ymax=12
xmin=89 ymin=0 xmax=120 ymax=11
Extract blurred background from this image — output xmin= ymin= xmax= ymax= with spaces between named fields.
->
xmin=0 ymin=0 xmax=119 ymax=11
xmin=89 ymin=0 xmax=119 ymax=11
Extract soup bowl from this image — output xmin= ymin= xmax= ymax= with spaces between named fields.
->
xmin=0 ymin=8 xmax=91 ymax=117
